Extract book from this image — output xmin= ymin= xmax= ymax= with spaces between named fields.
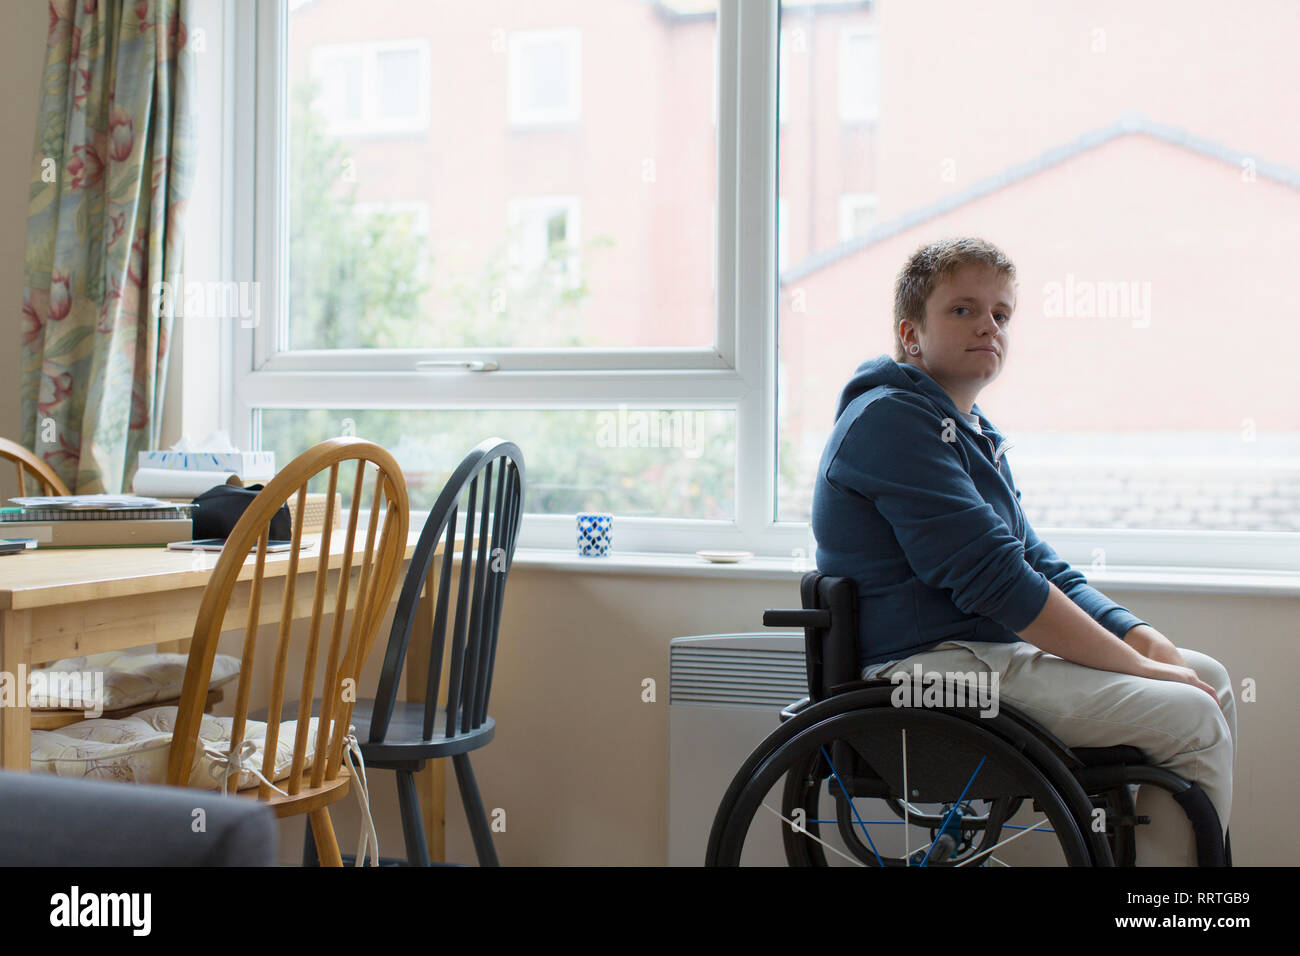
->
xmin=0 ymin=518 xmax=194 ymax=548
xmin=9 ymin=494 xmax=188 ymax=510
xmin=1 ymin=506 xmax=197 ymax=522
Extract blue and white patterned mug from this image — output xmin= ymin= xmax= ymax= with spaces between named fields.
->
xmin=577 ymin=513 xmax=613 ymax=556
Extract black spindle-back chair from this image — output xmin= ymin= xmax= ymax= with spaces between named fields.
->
xmin=306 ymin=437 xmax=525 ymax=866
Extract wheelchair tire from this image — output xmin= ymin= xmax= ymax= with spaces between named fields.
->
xmin=710 ymin=705 xmax=1097 ymax=866
xmin=780 ymin=748 xmax=830 ymax=866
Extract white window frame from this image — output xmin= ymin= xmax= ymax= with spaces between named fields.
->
xmin=777 ymin=196 xmax=788 ymax=273
xmin=209 ymin=0 xmax=1299 ymax=572
xmin=838 ymin=25 xmax=879 ymax=124
xmin=507 ymin=28 xmax=582 ymax=127
xmin=506 ymin=196 xmax=581 ymax=291
xmin=309 ymin=38 xmax=432 ymax=137
xmin=778 ymin=28 xmax=788 ymax=125
xmin=837 ymin=192 xmax=878 ymax=242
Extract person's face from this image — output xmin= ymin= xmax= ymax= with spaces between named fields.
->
xmin=902 ymin=263 xmax=1016 ymax=398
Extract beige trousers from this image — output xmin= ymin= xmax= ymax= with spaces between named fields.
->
xmin=862 ymin=639 xmax=1237 ymax=866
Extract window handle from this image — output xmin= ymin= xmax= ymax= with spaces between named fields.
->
xmin=415 ymin=360 xmax=500 ymax=372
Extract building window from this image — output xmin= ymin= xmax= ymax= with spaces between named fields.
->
xmin=309 ymin=39 xmax=431 ymax=136
xmin=837 ymin=193 xmax=878 ymax=242
xmin=507 ymin=196 xmax=581 ymax=290
xmin=508 ymin=29 xmax=582 ymax=126
xmin=838 ymin=26 xmax=879 ymax=123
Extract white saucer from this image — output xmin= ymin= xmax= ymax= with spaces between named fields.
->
xmin=696 ymin=550 xmax=754 ymax=564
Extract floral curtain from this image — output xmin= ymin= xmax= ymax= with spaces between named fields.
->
xmin=20 ymin=0 xmax=194 ymax=493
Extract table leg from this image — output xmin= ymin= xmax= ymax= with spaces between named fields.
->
xmin=407 ymin=560 xmax=445 ymax=862
xmin=1 ymin=609 xmax=33 ymax=770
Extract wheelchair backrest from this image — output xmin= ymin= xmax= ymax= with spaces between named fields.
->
xmin=799 ymin=571 xmax=862 ymax=703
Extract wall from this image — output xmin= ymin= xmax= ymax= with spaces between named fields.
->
xmin=314 ymin=565 xmax=1298 ymax=867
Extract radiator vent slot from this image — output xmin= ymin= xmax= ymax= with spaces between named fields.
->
xmin=669 ymin=645 xmax=807 ymax=708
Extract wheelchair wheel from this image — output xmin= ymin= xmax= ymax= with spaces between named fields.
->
xmin=711 ymin=704 xmax=1099 ymax=866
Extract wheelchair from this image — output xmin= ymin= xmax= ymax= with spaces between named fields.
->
xmin=706 ymin=572 xmax=1232 ymax=867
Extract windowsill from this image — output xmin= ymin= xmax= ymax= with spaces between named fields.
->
xmin=508 ymin=548 xmax=1300 ymax=595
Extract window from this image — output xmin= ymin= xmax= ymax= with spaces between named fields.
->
xmin=775 ymin=0 xmax=1299 ymax=573
xmin=507 ymin=197 xmax=581 ymax=291
xmin=837 ymin=193 xmax=877 ymax=242
xmin=231 ymin=0 xmax=738 ymax=552
xmin=508 ymin=29 xmax=582 ymax=126
xmin=208 ymin=0 xmax=1297 ymax=570
xmin=308 ymin=40 xmax=431 ymax=136
xmin=838 ymin=26 xmax=879 ymax=123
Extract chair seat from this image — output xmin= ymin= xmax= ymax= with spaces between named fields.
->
xmin=353 ymin=699 xmax=495 ymax=763
xmin=252 ymin=697 xmax=495 ymax=762
xmin=31 ymin=705 xmax=323 ymax=792
xmin=1070 ymin=745 xmax=1145 ymax=767
xmin=29 ymin=650 xmax=240 ymax=712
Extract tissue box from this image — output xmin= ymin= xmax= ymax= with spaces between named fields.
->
xmin=138 ymin=450 xmax=276 ymax=479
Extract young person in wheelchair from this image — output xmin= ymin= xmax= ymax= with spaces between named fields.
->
xmin=810 ymin=237 xmax=1237 ymax=867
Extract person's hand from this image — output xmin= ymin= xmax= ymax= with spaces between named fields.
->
xmin=1125 ymin=624 xmax=1188 ymax=668
xmin=1137 ymin=658 xmax=1219 ymax=704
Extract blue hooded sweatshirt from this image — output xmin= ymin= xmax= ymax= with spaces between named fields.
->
xmin=811 ymin=355 xmax=1146 ymax=672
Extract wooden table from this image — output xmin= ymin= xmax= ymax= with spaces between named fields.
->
xmin=0 ymin=531 xmax=447 ymax=860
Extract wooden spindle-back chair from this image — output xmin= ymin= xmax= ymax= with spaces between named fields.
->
xmin=0 ymin=437 xmax=72 ymax=497
xmin=166 ymin=437 xmax=409 ymax=864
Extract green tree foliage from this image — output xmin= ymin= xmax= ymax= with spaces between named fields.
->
xmin=289 ymin=84 xmax=429 ymax=349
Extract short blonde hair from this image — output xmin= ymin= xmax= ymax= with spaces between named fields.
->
xmin=893 ymin=237 xmax=1018 ymax=362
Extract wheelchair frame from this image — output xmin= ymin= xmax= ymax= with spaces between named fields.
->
xmin=705 ymin=572 xmax=1231 ymax=867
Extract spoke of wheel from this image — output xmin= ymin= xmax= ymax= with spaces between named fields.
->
xmin=954 ymin=816 xmax=1052 ymax=867
xmin=902 ymin=728 xmax=909 ymax=867
xmin=820 ymin=745 xmax=883 ymax=866
xmin=921 ymin=754 xmax=986 ymax=867
xmin=760 ymin=801 xmax=866 ymax=867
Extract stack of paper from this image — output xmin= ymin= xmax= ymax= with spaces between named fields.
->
xmin=1 ymin=495 xmax=195 ymax=547
xmin=8 ymin=495 xmax=191 ymax=511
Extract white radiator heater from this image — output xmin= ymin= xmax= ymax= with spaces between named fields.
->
xmin=668 ymin=633 xmax=810 ymax=866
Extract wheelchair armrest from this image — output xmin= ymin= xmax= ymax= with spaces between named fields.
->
xmin=778 ymin=696 xmax=812 ymax=723
xmin=763 ymin=609 xmax=831 ymax=628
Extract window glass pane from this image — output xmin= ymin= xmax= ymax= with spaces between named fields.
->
xmin=838 ymin=29 xmax=878 ymax=122
xmin=312 ymin=51 xmax=362 ymax=125
xmin=260 ymin=408 xmax=736 ymax=519
xmin=520 ymin=39 xmax=570 ymax=112
xmin=776 ymin=0 xmax=1300 ymax=532
xmin=286 ymin=0 xmax=719 ymax=351
xmin=376 ymin=48 xmax=421 ymax=119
